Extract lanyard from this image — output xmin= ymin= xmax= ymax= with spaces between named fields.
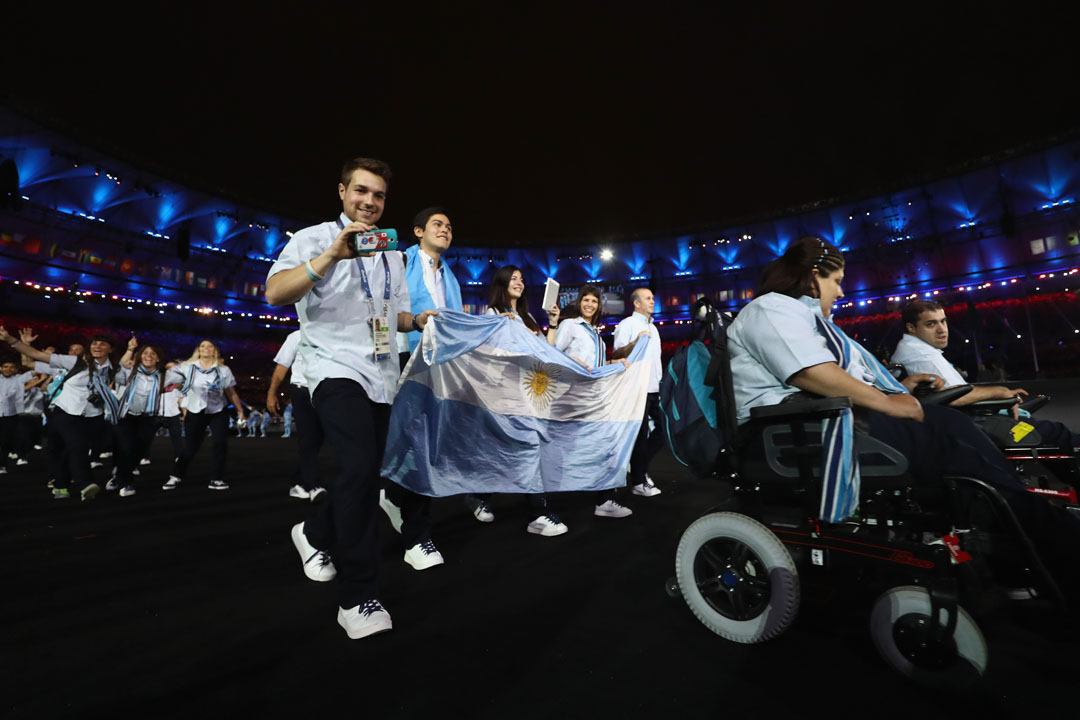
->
xmin=336 ymin=218 xmax=391 ymax=318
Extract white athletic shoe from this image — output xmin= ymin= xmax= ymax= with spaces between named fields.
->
xmin=631 ymin=475 xmax=661 ymax=497
xmin=140 ymin=458 xmax=151 ymax=465
xmin=288 ymin=484 xmax=311 ymax=500
xmin=16 ymin=459 xmax=28 ymax=466
xmin=403 ymin=540 xmax=445 ymax=570
xmin=308 ymin=487 xmax=327 ymax=503
xmin=594 ymin=499 xmax=633 ymax=518
xmin=291 ymin=522 xmax=336 ymax=582
xmin=337 ymin=600 xmax=392 ymax=640
xmin=527 ymin=514 xmax=568 ymax=537
xmin=162 ymin=476 xmax=182 ymax=490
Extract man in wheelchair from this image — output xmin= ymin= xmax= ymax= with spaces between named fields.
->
xmin=723 ymin=236 xmax=1080 ymax=604
xmin=890 ymin=299 xmax=1080 ymax=454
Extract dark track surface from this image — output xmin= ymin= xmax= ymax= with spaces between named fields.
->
xmin=4 ymin=416 xmax=1078 ymax=719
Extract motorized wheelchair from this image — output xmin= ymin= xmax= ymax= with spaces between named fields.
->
xmin=889 ymin=363 xmax=1080 ymax=508
xmin=662 ymin=298 xmax=1068 ymax=687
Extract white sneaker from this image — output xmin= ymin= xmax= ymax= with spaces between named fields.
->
xmin=162 ymin=476 xmax=182 ymax=490
xmin=631 ymin=476 xmax=662 ymax=497
xmin=337 ymin=600 xmax=392 ymax=640
xmin=527 ymin=514 xmax=568 ymax=537
xmin=7 ymin=453 xmax=16 ymax=459
xmin=379 ymin=489 xmax=403 ymax=534
xmin=99 ymin=452 xmax=113 ymax=459
xmin=404 ymin=539 xmax=445 ymax=570
xmin=33 ymin=445 xmax=43 ymax=450
xmin=80 ymin=483 xmax=101 ymax=501
xmin=291 ymin=522 xmax=337 ymax=582
xmin=0 ymin=467 xmax=7 ymax=474
xmin=309 ymin=487 xmax=327 ymax=503
xmin=464 ymin=495 xmax=495 ymax=523
xmin=16 ymin=458 xmax=28 ymax=466
xmin=132 ymin=468 xmax=140 ymax=476
xmin=595 ymin=499 xmax=633 ymax=518
xmin=288 ymin=484 xmax=311 ymax=500
xmin=119 ymin=485 xmax=136 ymax=498
xmin=90 ymin=461 xmax=104 ymax=469
xmin=105 ymin=477 xmax=119 ymax=491
xmin=208 ymin=479 xmax=229 ymax=491
xmin=140 ymin=458 xmax=151 ymax=465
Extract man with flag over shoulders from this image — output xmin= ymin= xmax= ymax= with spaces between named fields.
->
xmin=265 ymin=157 xmax=441 ymax=641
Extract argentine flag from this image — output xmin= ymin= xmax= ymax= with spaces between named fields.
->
xmin=382 ymin=310 xmax=651 ymax=496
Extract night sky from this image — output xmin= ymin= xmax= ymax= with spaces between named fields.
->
xmin=6 ymin=3 xmax=1080 ymax=247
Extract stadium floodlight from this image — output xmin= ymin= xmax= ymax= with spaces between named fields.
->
xmin=600 ymin=248 xmax=613 ymax=261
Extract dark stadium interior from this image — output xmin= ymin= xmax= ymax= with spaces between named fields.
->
xmin=3 ymin=5 xmax=1080 ymax=718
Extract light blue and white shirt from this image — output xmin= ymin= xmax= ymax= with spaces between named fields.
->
xmin=727 ymin=293 xmax=877 ymax=424
xmin=0 ymin=372 xmax=33 ymax=417
xmin=890 ymin=334 xmax=966 ymax=387
xmin=273 ymin=330 xmax=308 ymax=388
xmin=613 ymin=311 xmax=662 ymax=393
xmin=268 ymin=213 xmax=410 ymax=404
xmin=47 ymin=354 xmax=113 ymax=418
xmin=177 ymin=362 xmax=236 ymax=414
xmin=556 ymin=317 xmax=606 ymax=370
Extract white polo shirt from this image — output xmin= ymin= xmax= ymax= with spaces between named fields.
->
xmin=48 ymin=354 xmax=112 ymax=418
xmin=613 ymin=311 xmax=662 ymax=393
xmin=890 ymin=333 xmax=966 ymax=387
xmin=0 ymin=372 xmax=33 ymax=417
xmin=273 ymin=330 xmax=308 ymax=388
xmin=177 ymin=362 xmax=236 ymax=414
xmin=556 ymin=317 xmax=606 ymax=369
xmin=116 ymin=366 xmax=185 ymax=416
xmin=268 ymin=214 xmax=410 ymax=404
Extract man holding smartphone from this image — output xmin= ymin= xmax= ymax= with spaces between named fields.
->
xmin=266 ymin=157 xmax=441 ymax=640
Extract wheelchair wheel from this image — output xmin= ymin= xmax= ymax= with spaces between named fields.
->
xmin=675 ymin=512 xmax=800 ymax=643
xmin=869 ymin=586 xmax=988 ymax=688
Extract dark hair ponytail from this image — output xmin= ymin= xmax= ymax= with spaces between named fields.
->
xmin=758 ymin=236 xmax=844 ymax=299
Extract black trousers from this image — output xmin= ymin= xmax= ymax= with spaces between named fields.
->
xmin=159 ymin=415 xmax=185 ymax=461
xmin=629 ymin=392 xmax=664 ymax=484
xmin=1030 ymin=417 xmax=1080 ymax=453
xmin=306 ymin=378 xmax=430 ymax=609
xmin=866 ymin=404 xmax=1080 ymax=596
xmin=172 ymin=410 xmax=230 ymax=481
xmin=114 ymin=415 xmax=158 ymax=487
xmin=0 ymin=416 xmax=15 ymax=470
xmin=289 ymin=384 xmax=324 ymax=492
xmin=15 ymin=414 xmax=43 ymax=458
xmin=48 ymin=409 xmax=98 ymax=491
xmin=42 ymin=408 xmax=65 ymax=483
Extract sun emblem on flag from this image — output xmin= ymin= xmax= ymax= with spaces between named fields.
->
xmin=523 ymin=362 xmax=562 ymax=409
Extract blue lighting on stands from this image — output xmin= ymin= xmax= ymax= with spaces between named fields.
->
xmin=1040 ymin=198 xmax=1075 ymax=210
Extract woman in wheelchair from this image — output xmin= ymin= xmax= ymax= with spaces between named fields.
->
xmin=725 ymin=235 xmax=1080 ymax=600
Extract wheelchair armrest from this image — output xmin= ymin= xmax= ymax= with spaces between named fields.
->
xmin=967 ymin=397 xmax=1019 ymax=413
xmin=1019 ymin=394 xmax=1049 ymax=414
xmin=916 ymin=384 xmax=972 ymax=406
xmin=749 ymin=396 xmax=852 ymax=421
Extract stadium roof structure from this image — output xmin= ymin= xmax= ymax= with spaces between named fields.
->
xmin=3 ymin=103 xmax=1080 ymax=315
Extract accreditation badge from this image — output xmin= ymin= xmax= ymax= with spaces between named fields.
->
xmin=372 ymin=316 xmax=392 ymax=361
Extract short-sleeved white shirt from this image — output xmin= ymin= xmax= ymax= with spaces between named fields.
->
xmin=273 ymin=330 xmax=308 ymax=388
xmin=612 ymin=311 xmax=662 ymax=393
xmin=890 ymin=334 xmax=966 ymax=387
xmin=0 ymin=372 xmax=33 ymax=417
xmin=177 ymin=362 xmax=236 ymax=414
xmin=48 ymin=354 xmax=112 ymax=418
xmin=727 ymin=293 xmax=879 ymax=423
xmin=268 ymin=214 xmax=410 ymax=404
xmin=162 ymin=388 xmax=181 ymax=417
xmin=556 ymin=318 xmax=606 ymax=369
xmin=116 ymin=366 xmax=185 ymax=416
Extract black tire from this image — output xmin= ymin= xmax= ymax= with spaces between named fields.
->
xmin=675 ymin=512 xmax=800 ymax=643
xmin=869 ymin=585 xmax=988 ymax=688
